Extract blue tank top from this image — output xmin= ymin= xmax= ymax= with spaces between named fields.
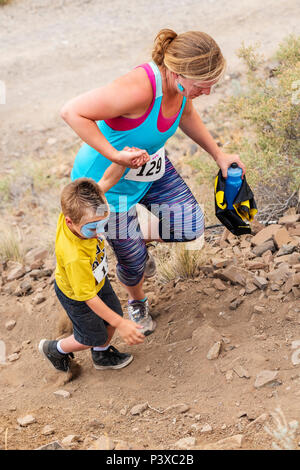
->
xmin=71 ymin=61 xmax=187 ymax=212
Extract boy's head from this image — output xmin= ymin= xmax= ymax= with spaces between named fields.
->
xmin=61 ymin=178 xmax=109 ymax=239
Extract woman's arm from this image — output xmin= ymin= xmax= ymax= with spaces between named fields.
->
xmin=61 ymin=68 xmax=153 ymax=168
xmin=179 ymin=100 xmax=246 ymax=177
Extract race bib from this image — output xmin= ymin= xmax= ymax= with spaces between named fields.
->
xmin=92 ymin=252 xmax=108 ymax=284
xmin=124 ymin=147 xmax=165 ymax=182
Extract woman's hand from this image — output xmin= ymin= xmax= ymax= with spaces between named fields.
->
xmin=116 ymin=318 xmax=145 ymax=345
xmin=115 ymin=147 xmax=150 ymax=169
xmin=215 ymin=151 xmax=246 ymax=178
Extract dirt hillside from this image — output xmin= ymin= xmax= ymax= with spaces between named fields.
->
xmin=1 ymin=216 xmax=300 ymax=450
xmin=0 ymin=0 xmax=300 ymax=451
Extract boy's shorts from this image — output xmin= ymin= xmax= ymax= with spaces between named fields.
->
xmin=54 ymin=276 xmax=123 ymax=347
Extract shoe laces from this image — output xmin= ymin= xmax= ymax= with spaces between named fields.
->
xmin=98 ymin=345 xmax=123 ymax=363
xmin=128 ymin=300 xmax=149 ymax=321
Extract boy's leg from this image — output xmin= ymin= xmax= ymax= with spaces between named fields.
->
xmin=38 ymin=338 xmax=75 ymax=373
xmin=58 ymin=335 xmax=91 ymax=353
xmin=90 ymin=278 xmax=133 ymax=370
xmin=40 ymin=281 xmax=118 ymax=372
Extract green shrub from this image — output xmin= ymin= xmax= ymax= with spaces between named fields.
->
xmin=189 ymin=35 xmax=300 ymax=222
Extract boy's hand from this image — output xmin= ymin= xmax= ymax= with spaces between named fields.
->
xmin=117 ymin=318 xmax=145 ymax=345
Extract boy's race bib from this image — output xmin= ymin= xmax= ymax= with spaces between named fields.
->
xmin=92 ymin=252 xmax=108 ymax=284
xmin=124 ymin=146 xmax=165 ymax=182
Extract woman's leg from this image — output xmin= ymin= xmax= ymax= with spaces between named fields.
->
xmin=105 ymin=208 xmax=155 ymax=335
xmin=139 ymin=156 xmax=205 ymax=243
xmin=105 ymin=207 xmax=148 ymax=291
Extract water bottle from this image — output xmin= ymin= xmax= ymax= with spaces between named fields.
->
xmin=224 ymin=163 xmax=243 ymax=210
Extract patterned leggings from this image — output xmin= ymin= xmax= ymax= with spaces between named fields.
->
xmin=106 ymin=156 xmax=205 ymax=286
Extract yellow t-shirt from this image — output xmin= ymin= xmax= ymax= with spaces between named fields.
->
xmin=55 ymin=213 xmax=107 ymax=301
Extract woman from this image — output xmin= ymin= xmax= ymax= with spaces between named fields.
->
xmin=61 ymin=29 xmax=246 ymax=336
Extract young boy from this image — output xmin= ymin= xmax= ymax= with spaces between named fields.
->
xmin=39 ymin=162 xmax=145 ymax=373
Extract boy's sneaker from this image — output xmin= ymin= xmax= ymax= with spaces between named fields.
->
xmin=91 ymin=345 xmax=133 ymax=370
xmin=127 ymin=298 xmax=156 ymax=336
xmin=38 ymin=339 xmax=74 ymax=372
xmin=144 ymin=251 xmax=156 ymax=278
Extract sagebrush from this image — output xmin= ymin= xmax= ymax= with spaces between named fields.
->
xmin=188 ymin=35 xmax=300 ymax=222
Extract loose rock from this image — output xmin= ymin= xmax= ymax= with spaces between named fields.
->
xmin=252 ymin=240 xmax=275 ymax=257
xmin=254 ymin=370 xmax=279 ymax=388
xmin=201 ymin=423 xmax=212 ymax=433
xmin=61 ymin=435 xmax=79 ymax=445
xmin=273 ymin=227 xmax=292 ymax=249
xmin=279 ymin=214 xmax=300 ymax=224
xmin=8 ymin=353 xmax=20 ymax=362
xmin=245 ymin=282 xmax=258 ymax=294
xmin=166 ymin=403 xmax=190 ymax=413
xmin=253 ymin=305 xmax=265 ymax=314
xmin=25 ymin=248 xmax=48 ymax=269
xmin=207 ymin=341 xmax=222 ymax=360
xmin=216 ymin=266 xmax=248 ymax=285
xmin=277 ymin=244 xmax=295 ymax=257
xmin=212 ymin=278 xmax=227 ymax=291
xmin=36 ymin=441 xmax=64 ymax=450
xmin=33 ymin=293 xmax=46 ymax=305
xmin=225 ymin=370 xmax=234 ymax=382
xmin=251 ymin=225 xmax=281 ymax=246
xmin=130 ymin=402 xmax=148 ymax=415
xmin=229 ymin=298 xmax=244 ymax=310
xmin=175 ymin=436 xmax=196 ymax=449
xmin=18 ymin=279 xmax=32 ymax=295
xmin=88 ymin=435 xmax=115 ymax=450
xmin=233 ymin=365 xmax=250 ymax=378
xmin=86 ymin=418 xmax=105 ymax=430
xmin=42 ymin=425 xmax=55 ymax=436
xmin=203 ymin=434 xmax=243 ymax=450
xmin=5 ymin=320 xmax=16 ymax=331
xmin=253 ymin=275 xmax=268 ymax=290
xmin=291 ymin=349 xmax=300 ymax=366
xmin=53 ymin=390 xmax=71 ymax=399
xmin=6 ymin=263 xmax=25 ymax=282
xmin=17 ymin=415 xmax=36 ymax=426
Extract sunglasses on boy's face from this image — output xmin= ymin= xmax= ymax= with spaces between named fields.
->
xmin=80 ymin=216 xmax=109 ymax=238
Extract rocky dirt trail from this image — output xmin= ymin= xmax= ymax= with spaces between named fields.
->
xmin=1 ymin=215 xmax=300 ymax=450
xmin=1 ymin=0 xmax=300 ymax=450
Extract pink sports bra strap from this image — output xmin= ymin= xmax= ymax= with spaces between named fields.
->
xmin=104 ymin=63 xmax=156 ymax=131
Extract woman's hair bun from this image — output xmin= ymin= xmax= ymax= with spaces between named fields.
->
xmin=152 ymin=28 xmax=177 ymax=66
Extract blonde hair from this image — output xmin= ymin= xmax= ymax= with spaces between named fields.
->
xmin=61 ymin=178 xmax=109 ymax=224
xmin=152 ymin=28 xmax=226 ymax=82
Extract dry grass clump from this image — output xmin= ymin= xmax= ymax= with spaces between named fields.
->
xmin=0 ymin=226 xmax=25 ymax=263
xmin=156 ymin=240 xmax=212 ymax=283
